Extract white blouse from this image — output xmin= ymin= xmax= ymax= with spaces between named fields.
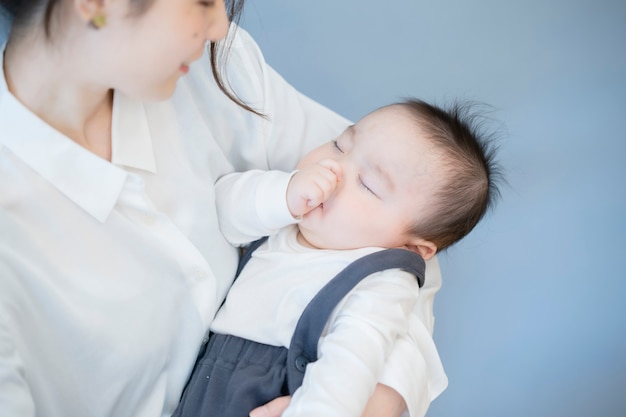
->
xmin=0 ymin=26 xmax=446 ymax=417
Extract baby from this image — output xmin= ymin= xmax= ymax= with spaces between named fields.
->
xmin=174 ymin=99 xmax=501 ymax=417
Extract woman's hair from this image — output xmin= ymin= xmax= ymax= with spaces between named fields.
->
xmin=1 ymin=0 xmax=156 ymax=36
xmin=399 ymin=99 xmax=503 ymax=251
xmin=210 ymin=0 xmax=263 ymax=116
xmin=1 ymin=0 xmax=255 ymax=114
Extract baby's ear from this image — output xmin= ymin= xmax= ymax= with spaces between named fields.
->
xmin=405 ymin=238 xmax=437 ymax=260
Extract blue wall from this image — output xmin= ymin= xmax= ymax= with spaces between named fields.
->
xmin=240 ymin=1 xmax=626 ymax=416
xmin=2 ymin=0 xmax=624 ymax=415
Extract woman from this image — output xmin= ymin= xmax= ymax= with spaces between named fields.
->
xmin=0 ymin=1 xmax=447 ymax=416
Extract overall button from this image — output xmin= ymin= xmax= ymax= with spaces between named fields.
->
xmin=294 ymin=355 xmax=309 ymax=372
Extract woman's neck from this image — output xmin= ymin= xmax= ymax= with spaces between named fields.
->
xmin=4 ymin=31 xmax=114 ymax=161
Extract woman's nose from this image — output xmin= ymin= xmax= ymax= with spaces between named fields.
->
xmin=205 ymin=0 xmax=230 ymax=42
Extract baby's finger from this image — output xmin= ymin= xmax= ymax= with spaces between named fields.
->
xmin=305 ymin=186 xmax=327 ymax=207
xmin=317 ymin=159 xmax=342 ymax=182
xmin=310 ymin=172 xmax=339 ymax=203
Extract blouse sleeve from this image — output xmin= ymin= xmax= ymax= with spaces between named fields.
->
xmin=378 ymin=257 xmax=449 ymax=417
xmin=184 ymin=24 xmax=351 ymax=174
xmin=0 ymin=264 xmax=35 ymax=417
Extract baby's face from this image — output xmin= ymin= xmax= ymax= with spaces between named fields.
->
xmin=296 ymin=105 xmax=445 ymax=251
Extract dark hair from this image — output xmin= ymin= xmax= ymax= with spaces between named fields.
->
xmin=1 ymin=0 xmax=255 ymax=114
xmin=1 ymin=0 xmax=156 ymax=37
xmin=399 ymin=99 xmax=503 ymax=251
xmin=210 ymin=0 xmax=263 ymax=116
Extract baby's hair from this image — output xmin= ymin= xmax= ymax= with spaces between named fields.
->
xmin=398 ymin=99 xmax=503 ymax=251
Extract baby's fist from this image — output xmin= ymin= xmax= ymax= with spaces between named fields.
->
xmin=287 ymin=159 xmax=342 ymax=217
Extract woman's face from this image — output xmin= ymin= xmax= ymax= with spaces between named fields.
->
xmin=99 ymin=0 xmax=229 ymax=100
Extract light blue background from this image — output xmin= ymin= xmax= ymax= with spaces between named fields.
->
xmin=1 ymin=1 xmax=624 ymax=416
xmin=239 ymin=1 xmax=625 ymax=416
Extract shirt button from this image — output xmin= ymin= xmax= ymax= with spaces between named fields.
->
xmin=192 ymin=266 xmax=208 ymax=281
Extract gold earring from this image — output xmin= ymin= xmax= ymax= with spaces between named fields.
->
xmin=89 ymin=13 xmax=107 ymax=29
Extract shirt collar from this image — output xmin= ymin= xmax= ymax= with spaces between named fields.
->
xmin=111 ymin=92 xmax=157 ymax=174
xmin=0 ymin=43 xmax=156 ymax=222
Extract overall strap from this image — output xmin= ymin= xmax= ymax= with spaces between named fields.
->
xmin=235 ymin=236 xmax=269 ymax=278
xmin=218 ymin=237 xmax=270 ymax=312
xmin=286 ymin=248 xmax=425 ymax=394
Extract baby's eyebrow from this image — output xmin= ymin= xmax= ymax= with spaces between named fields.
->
xmin=340 ymin=125 xmax=356 ymax=147
xmin=340 ymin=124 xmax=355 ymax=136
xmin=346 ymin=124 xmax=356 ymax=138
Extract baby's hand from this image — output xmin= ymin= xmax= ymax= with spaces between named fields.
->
xmin=287 ymin=159 xmax=342 ymax=217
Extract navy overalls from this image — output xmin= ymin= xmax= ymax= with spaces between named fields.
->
xmin=173 ymin=237 xmax=425 ymax=417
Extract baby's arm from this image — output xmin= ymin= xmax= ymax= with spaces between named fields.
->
xmin=215 ymin=169 xmax=294 ymax=244
xmin=282 ymin=269 xmax=419 ymax=417
xmin=215 ymin=160 xmax=340 ymax=244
